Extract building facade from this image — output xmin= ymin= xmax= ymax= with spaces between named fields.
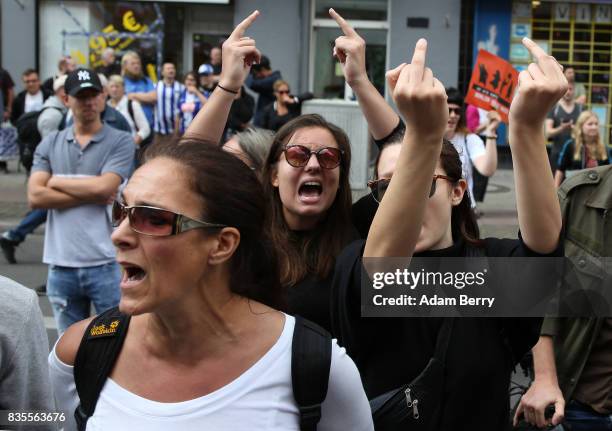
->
xmin=1 ymin=0 xmax=462 ymax=96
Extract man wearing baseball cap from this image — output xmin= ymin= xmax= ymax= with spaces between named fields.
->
xmin=198 ymin=63 xmax=216 ymax=97
xmin=27 ymin=68 xmax=134 ymax=334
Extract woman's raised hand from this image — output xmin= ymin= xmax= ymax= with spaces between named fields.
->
xmin=329 ymin=8 xmax=367 ymax=86
xmin=509 ymin=38 xmax=568 ymax=130
xmin=219 ymin=11 xmax=261 ymax=91
xmin=387 ymin=39 xmax=448 ymax=142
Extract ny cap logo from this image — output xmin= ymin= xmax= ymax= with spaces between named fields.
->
xmin=77 ymin=70 xmax=91 ymax=81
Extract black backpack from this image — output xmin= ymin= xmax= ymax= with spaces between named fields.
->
xmin=14 ymin=107 xmax=62 ymax=170
xmin=73 ymin=307 xmax=331 ymax=431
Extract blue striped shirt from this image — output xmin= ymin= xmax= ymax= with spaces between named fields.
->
xmin=154 ymin=81 xmax=185 ymax=135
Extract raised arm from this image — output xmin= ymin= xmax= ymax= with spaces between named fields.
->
xmin=508 ymin=38 xmax=565 ymax=254
xmin=330 ymin=9 xmax=400 ymax=140
xmin=364 ymin=39 xmax=448 ymax=258
xmin=472 ymin=111 xmax=500 ymax=177
xmin=183 ymin=11 xmax=261 ymax=143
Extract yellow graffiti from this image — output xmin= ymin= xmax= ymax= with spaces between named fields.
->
xmin=146 ymin=64 xmax=158 ymax=84
xmin=70 ymin=50 xmax=87 ymax=66
xmin=123 ymin=10 xmax=143 ymax=32
xmin=84 ymin=9 xmax=151 ymax=69
xmin=89 ymin=35 xmax=107 ymax=51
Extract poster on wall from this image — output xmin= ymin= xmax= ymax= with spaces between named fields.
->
xmin=554 ymin=2 xmax=571 ymax=22
xmin=465 ymin=50 xmax=519 ymax=123
xmin=473 ymin=0 xmax=512 ymax=61
xmin=595 ymin=5 xmax=612 ymax=24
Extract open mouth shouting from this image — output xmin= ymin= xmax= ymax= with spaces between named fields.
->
xmin=298 ymin=180 xmax=323 ymax=204
xmin=120 ymin=262 xmax=147 ymax=288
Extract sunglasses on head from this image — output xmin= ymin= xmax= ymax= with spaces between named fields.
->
xmin=283 ymin=144 xmax=343 ymax=169
xmin=112 ymin=201 xmax=226 ymax=237
xmin=367 ymin=174 xmax=455 ymax=203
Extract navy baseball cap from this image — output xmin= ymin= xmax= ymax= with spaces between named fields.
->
xmin=64 ymin=68 xmax=103 ymax=96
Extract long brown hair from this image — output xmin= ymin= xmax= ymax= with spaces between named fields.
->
xmin=261 ymin=114 xmax=353 ymax=286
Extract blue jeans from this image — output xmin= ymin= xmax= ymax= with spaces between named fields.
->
xmin=553 ymin=400 xmax=612 ymax=431
xmin=5 ymin=209 xmax=47 ymax=243
xmin=47 ymin=262 xmax=121 ymax=335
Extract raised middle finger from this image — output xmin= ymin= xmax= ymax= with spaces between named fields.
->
xmin=409 ymin=39 xmax=427 ymax=83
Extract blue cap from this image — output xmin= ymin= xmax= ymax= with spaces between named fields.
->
xmin=198 ymin=63 xmax=214 ymax=76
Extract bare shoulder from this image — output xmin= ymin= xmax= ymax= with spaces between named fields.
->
xmin=55 ymin=317 xmax=95 ymax=366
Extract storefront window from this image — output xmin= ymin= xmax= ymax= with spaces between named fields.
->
xmin=310 ymin=0 xmax=388 ymax=99
xmin=513 ymin=1 xmax=612 ymax=145
xmin=314 ymin=0 xmax=387 ymax=21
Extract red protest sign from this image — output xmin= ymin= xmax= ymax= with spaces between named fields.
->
xmin=465 ymin=50 xmax=518 ymax=123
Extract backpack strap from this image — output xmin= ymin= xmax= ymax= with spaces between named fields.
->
xmin=291 ymin=316 xmax=332 ymax=431
xmin=73 ymin=307 xmax=131 ymax=431
xmin=127 ymin=99 xmax=139 ymax=132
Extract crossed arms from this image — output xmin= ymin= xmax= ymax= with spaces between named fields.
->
xmin=28 ymin=171 xmax=121 ymax=209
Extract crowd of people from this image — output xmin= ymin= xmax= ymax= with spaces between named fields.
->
xmin=0 ymin=7 xmax=610 ymax=431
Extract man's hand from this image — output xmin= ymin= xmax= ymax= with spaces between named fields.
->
xmin=514 ymin=378 xmax=565 ymax=428
xmin=218 ymin=11 xmax=261 ymax=92
xmin=329 ymin=8 xmax=367 ymax=87
xmin=509 ymin=38 xmax=568 ymax=132
xmin=387 ymin=39 xmax=448 ymax=142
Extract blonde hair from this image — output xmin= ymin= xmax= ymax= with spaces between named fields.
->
xmin=121 ymin=51 xmax=141 ymax=72
xmin=108 ymin=74 xmax=124 ymax=87
xmin=571 ymin=110 xmax=608 ymax=161
xmin=273 ymin=79 xmax=289 ymax=92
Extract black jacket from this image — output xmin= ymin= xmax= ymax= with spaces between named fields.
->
xmin=10 ymin=88 xmax=52 ymax=125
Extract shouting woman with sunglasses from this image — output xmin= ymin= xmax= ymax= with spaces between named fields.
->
xmin=48 ymin=12 xmax=373 ymax=431
xmin=183 ymin=25 xmax=355 ymax=336
xmin=329 ymin=9 xmax=565 ymax=430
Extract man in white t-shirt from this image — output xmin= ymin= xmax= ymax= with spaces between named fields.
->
xmin=10 ymin=69 xmax=51 ymax=124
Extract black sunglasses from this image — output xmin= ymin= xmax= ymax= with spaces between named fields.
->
xmin=449 ymin=107 xmax=462 ymax=115
xmin=283 ymin=144 xmax=343 ymax=169
xmin=112 ymin=201 xmax=226 ymax=237
xmin=367 ymin=174 xmax=455 ymax=203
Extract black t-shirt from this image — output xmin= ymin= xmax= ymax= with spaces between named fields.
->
xmin=261 ymin=102 xmax=300 ymax=132
xmin=288 ymin=273 xmax=335 ymax=333
xmin=546 ymin=104 xmax=582 ymax=151
xmin=286 ymin=226 xmax=358 ymax=333
xmin=331 ymin=236 xmax=563 ymax=430
xmin=351 ymin=193 xmax=378 ymax=239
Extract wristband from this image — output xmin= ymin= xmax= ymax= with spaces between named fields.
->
xmin=217 ymin=84 xmax=239 ymax=95
xmin=485 ymin=135 xmax=497 ymax=139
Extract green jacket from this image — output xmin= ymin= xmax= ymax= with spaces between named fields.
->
xmin=540 ymin=165 xmax=612 ymax=400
